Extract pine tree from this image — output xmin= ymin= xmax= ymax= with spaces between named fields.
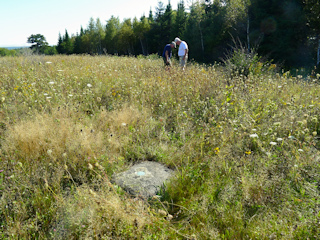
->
xmin=27 ymin=34 xmax=48 ymax=54
xmin=185 ymin=1 xmax=206 ymax=61
xmin=174 ymin=0 xmax=187 ymax=39
xmin=56 ymin=33 xmax=63 ymax=54
xmin=163 ymin=1 xmax=174 ymax=42
xmin=104 ymin=16 xmax=120 ymax=54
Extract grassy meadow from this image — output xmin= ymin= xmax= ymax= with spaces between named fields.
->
xmin=0 ymin=55 xmax=320 ymax=239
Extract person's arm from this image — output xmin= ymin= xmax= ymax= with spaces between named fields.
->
xmin=165 ymin=50 xmax=169 ymax=62
xmin=183 ymin=49 xmax=188 ymax=60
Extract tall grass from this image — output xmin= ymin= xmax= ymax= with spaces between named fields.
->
xmin=0 ymin=55 xmax=319 ymax=239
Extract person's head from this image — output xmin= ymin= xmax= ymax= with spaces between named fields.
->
xmin=170 ymin=42 xmax=176 ymax=49
xmin=174 ymin=37 xmax=181 ymax=45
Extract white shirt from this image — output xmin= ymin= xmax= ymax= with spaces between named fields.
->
xmin=178 ymin=41 xmax=188 ymax=57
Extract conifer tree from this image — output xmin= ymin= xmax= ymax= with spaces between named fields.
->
xmin=104 ymin=16 xmax=120 ymax=54
xmin=174 ymin=0 xmax=187 ymax=39
xmin=27 ymin=34 xmax=48 ymax=53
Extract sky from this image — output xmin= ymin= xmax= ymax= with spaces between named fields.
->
xmin=0 ymin=0 xmax=187 ymax=47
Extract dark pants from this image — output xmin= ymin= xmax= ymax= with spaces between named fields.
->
xmin=163 ymin=57 xmax=171 ymax=66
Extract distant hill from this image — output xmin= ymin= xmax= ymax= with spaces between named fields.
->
xmin=1 ymin=46 xmax=29 ymax=50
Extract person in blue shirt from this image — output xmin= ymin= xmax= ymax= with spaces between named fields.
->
xmin=162 ymin=42 xmax=176 ymax=67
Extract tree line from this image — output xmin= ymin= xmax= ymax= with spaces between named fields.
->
xmin=19 ymin=0 xmax=320 ymax=69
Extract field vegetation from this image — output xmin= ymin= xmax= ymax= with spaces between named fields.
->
xmin=0 ymin=54 xmax=319 ymax=239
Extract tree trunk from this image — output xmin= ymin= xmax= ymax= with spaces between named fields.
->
xmin=140 ymin=38 xmax=147 ymax=56
xmin=199 ymin=21 xmax=204 ymax=61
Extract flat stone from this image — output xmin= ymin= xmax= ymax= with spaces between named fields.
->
xmin=112 ymin=161 xmax=174 ymax=199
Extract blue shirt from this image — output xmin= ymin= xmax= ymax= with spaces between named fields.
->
xmin=162 ymin=44 xmax=172 ymax=58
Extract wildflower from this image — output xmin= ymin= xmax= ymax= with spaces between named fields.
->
xmin=44 ymin=179 xmax=49 ymax=189
xmin=312 ymin=131 xmax=317 ymax=137
xmin=97 ymin=97 xmax=101 ymax=102
xmin=47 ymin=149 xmax=53 ymax=155
xmin=44 ymin=93 xmax=48 ymax=96
xmin=298 ymin=149 xmax=303 ymax=152
xmin=89 ymin=189 xmax=96 ymax=196
xmin=122 ymin=123 xmax=127 ymax=126
xmin=245 ymin=151 xmax=251 ymax=155
xmin=214 ymin=147 xmax=220 ymax=154
xmin=288 ymin=136 xmax=296 ymax=140
xmin=270 ymin=142 xmax=277 ymax=145
xmin=252 ymin=129 xmax=257 ymax=132
xmin=0 ymin=169 xmax=3 ymax=173
xmin=68 ymin=94 xmax=73 ymax=97
xmin=1 ymin=97 xmax=5 ymax=102
xmin=95 ymin=162 xmax=104 ymax=170
xmin=276 ymin=138 xmax=283 ymax=142
xmin=249 ymin=133 xmax=259 ymax=138
xmin=87 ymin=84 xmax=92 ymax=88
xmin=49 ymin=81 xmax=55 ymax=85
xmin=88 ymin=163 xmax=93 ymax=170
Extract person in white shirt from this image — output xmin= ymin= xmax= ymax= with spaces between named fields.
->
xmin=174 ymin=37 xmax=188 ymax=70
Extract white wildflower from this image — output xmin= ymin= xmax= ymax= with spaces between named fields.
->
xmin=298 ymin=149 xmax=303 ymax=152
xmin=88 ymin=163 xmax=93 ymax=170
xmin=276 ymin=138 xmax=283 ymax=142
xmin=49 ymin=81 xmax=55 ymax=85
xmin=87 ymin=84 xmax=92 ymax=88
xmin=270 ymin=142 xmax=277 ymax=145
xmin=249 ymin=133 xmax=259 ymax=138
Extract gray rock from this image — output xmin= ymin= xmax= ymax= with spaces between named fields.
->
xmin=112 ymin=161 xmax=174 ymax=199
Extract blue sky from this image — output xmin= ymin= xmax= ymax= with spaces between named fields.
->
xmin=0 ymin=0 xmax=185 ymax=47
